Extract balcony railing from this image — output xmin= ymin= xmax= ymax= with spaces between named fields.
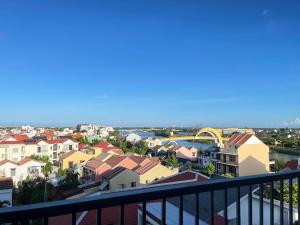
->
xmin=1 ymin=170 xmax=300 ymax=225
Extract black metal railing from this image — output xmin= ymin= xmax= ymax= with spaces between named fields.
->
xmin=1 ymin=170 xmax=300 ymax=225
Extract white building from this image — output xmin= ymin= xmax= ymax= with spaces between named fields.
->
xmin=0 ymin=158 xmax=45 ymax=185
xmin=0 ymin=139 xmax=79 ymax=164
xmin=126 ymin=133 xmax=142 ymax=144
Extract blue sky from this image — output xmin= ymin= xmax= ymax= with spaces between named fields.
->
xmin=0 ymin=0 xmax=300 ymax=127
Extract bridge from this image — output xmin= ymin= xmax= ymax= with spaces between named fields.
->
xmin=158 ymin=127 xmax=227 ymax=147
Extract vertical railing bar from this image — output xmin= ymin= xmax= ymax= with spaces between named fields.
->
xmin=97 ymin=208 xmax=102 ymax=225
xmin=142 ymin=201 xmax=147 ymax=225
xmin=224 ymin=188 xmax=228 ymax=225
xmin=259 ymin=183 xmax=264 ymax=225
xmin=249 ymin=184 xmax=252 ymax=225
xmin=210 ymin=190 xmax=214 ymax=225
xmin=120 ymin=204 xmax=125 ymax=225
xmin=162 ymin=198 xmax=166 ymax=225
xmin=236 ymin=186 xmax=240 ymax=225
xmin=270 ymin=181 xmax=274 ymax=225
xmin=289 ymin=178 xmax=293 ymax=225
xmin=280 ymin=179 xmax=284 ymax=225
xmin=72 ymin=212 xmax=76 ymax=225
xmin=44 ymin=216 xmax=49 ymax=225
xmin=195 ymin=193 xmax=199 ymax=225
xmin=179 ymin=195 xmax=183 ymax=225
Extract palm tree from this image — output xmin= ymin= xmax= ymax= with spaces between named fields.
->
xmin=0 ymin=200 xmax=10 ymax=208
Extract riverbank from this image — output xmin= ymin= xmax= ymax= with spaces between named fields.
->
xmin=270 ymin=146 xmax=300 ymax=156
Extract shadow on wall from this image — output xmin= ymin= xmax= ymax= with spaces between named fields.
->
xmin=239 ymin=156 xmax=269 ymax=177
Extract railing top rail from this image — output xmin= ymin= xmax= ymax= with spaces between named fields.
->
xmin=0 ymin=170 xmax=299 ymax=222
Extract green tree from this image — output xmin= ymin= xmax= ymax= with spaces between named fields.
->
xmin=57 ymin=168 xmax=66 ymax=176
xmin=206 ymin=163 xmax=215 ymax=177
xmin=284 ymin=183 xmax=298 ymax=206
xmin=58 ymin=171 xmax=80 ymax=191
xmin=273 ymin=159 xmax=286 ymax=172
xmin=13 ymin=177 xmax=55 ymax=205
xmin=165 ymin=154 xmax=179 ymax=168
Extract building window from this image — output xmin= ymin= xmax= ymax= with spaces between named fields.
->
xmin=131 ymin=182 xmax=136 ymax=187
xmin=69 ymin=145 xmax=73 ymax=150
xmin=13 ymin=148 xmax=18 ymax=154
xmin=10 ymin=168 xmax=16 ymax=176
xmin=37 ymin=146 xmax=41 ymax=153
xmin=120 ymin=184 xmax=125 ymax=189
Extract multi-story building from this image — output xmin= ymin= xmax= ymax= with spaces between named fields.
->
xmin=0 ymin=158 xmax=45 ymax=185
xmin=217 ymin=133 xmax=270 ymax=177
xmin=0 ymin=139 xmax=79 ymax=164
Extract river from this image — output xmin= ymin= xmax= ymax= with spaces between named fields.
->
xmin=120 ymin=129 xmax=298 ymax=162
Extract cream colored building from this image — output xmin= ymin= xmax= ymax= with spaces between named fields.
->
xmin=217 ymin=134 xmax=270 ymax=177
xmin=101 ymin=161 xmax=178 ymax=191
xmin=0 ymin=139 xmax=79 ymax=164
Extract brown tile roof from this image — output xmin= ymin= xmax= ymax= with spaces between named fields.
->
xmin=134 ymin=161 xmax=159 ymax=175
xmin=153 ymin=171 xmax=208 ymax=184
xmin=226 ymin=133 xmax=253 ymax=145
xmin=104 ymin=156 xmax=128 ymax=168
xmin=85 ymin=159 xmax=108 ymax=171
xmin=128 ymin=155 xmax=148 ymax=165
xmin=0 ymin=178 xmax=13 ymax=190
xmin=59 ymin=150 xmax=77 ymax=160
xmin=103 ymin=167 xmax=127 ymax=179
xmin=102 ymin=146 xmax=124 ymax=156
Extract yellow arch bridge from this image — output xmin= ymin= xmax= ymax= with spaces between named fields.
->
xmin=158 ymin=128 xmax=228 ymax=147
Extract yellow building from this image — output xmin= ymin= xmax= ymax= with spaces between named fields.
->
xmin=101 ymin=160 xmax=178 ymax=191
xmin=217 ymin=133 xmax=270 ymax=177
xmin=59 ymin=148 xmax=101 ymax=170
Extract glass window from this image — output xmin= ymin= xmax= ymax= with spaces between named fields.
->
xmin=10 ymin=168 xmax=16 ymax=176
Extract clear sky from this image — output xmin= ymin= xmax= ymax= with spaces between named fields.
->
xmin=0 ymin=0 xmax=300 ymax=128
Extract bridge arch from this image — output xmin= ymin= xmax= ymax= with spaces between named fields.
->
xmin=167 ymin=141 xmax=178 ymax=145
xmin=195 ymin=128 xmax=224 ymax=147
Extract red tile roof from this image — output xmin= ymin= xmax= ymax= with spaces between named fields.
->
xmin=0 ymin=160 xmax=17 ymax=166
xmin=94 ymin=141 xmax=112 ymax=149
xmin=13 ymin=134 xmax=29 ymax=141
xmin=40 ymin=131 xmax=55 ymax=138
xmin=226 ymin=133 xmax=253 ymax=145
xmin=0 ymin=178 xmax=13 ymax=190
